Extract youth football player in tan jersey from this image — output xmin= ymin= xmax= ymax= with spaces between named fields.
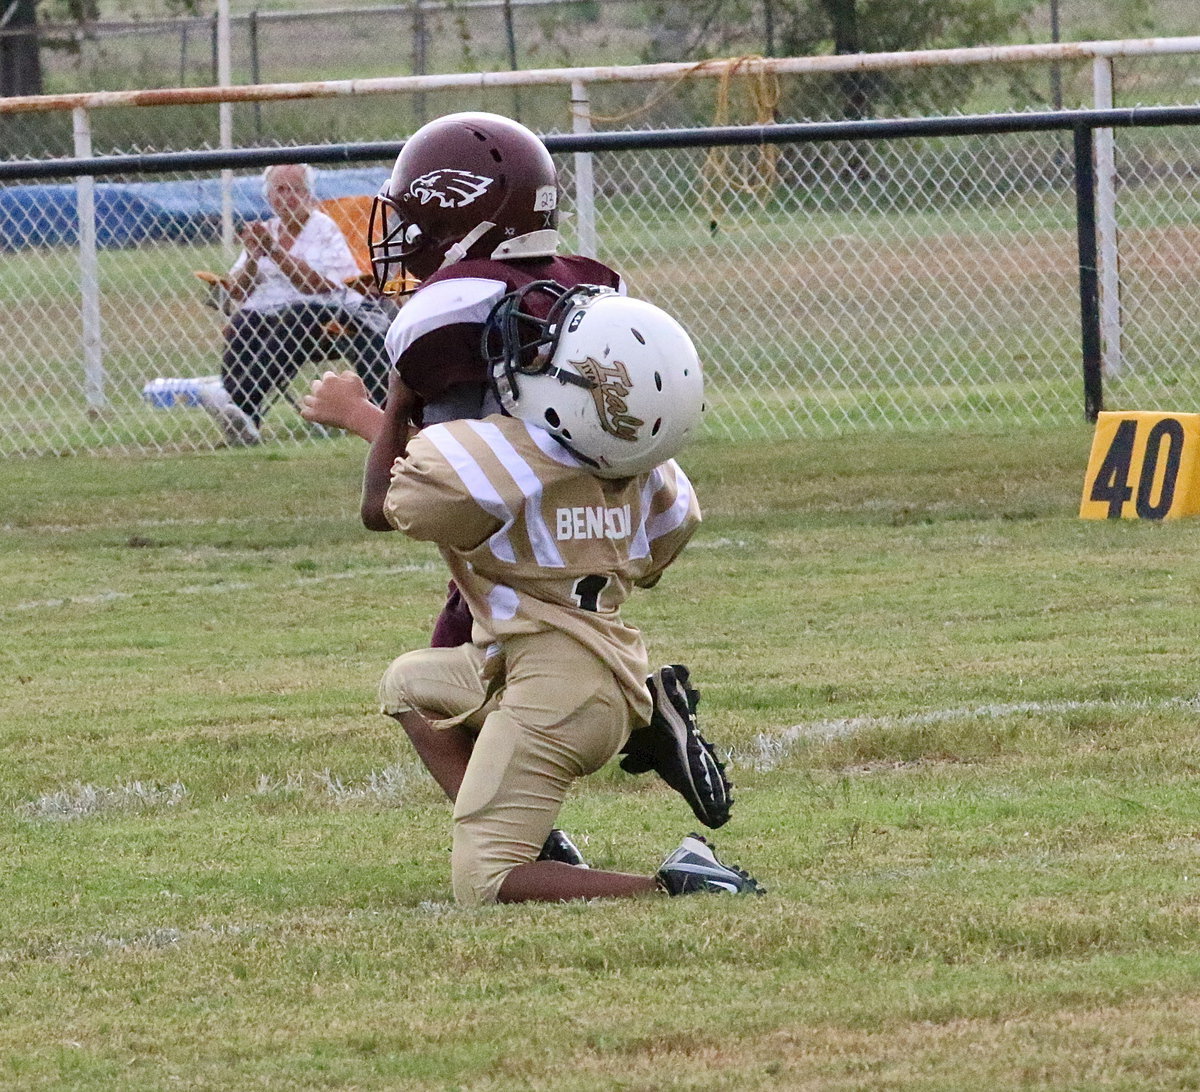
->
xmin=304 ymin=113 xmax=734 ymax=867
xmin=360 ymin=283 xmax=761 ymax=903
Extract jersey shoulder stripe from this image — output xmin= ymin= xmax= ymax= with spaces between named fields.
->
xmin=645 ymin=460 xmax=698 ymax=542
xmin=522 ymin=419 xmax=587 ymax=469
xmin=420 ymin=422 xmax=518 ymax=563
xmin=384 ymin=276 xmax=506 ymax=365
xmin=464 ymin=419 xmax=565 ymax=568
xmin=426 ymin=417 xmax=575 ymax=569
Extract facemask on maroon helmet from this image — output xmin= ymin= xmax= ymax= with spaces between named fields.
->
xmin=368 ymin=112 xmax=560 ymax=293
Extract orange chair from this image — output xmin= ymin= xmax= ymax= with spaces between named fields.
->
xmin=317 ymin=194 xmax=420 ymax=299
xmin=319 ymin=194 xmax=374 ymax=282
xmin=302 ymin=195 xmax=416 ymax=338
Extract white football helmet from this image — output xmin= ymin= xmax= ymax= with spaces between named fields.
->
xmin=483 ymin=282 xmax=704 ymax=477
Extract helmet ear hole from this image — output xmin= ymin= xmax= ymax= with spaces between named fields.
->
xmin=544 ymin=408 xmax=561 ymax=428
xmin=561 ymin=428 xmax=572 ymax=440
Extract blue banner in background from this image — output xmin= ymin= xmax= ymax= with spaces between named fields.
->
xmin=0 ymin=167 xmax=390 ymax=250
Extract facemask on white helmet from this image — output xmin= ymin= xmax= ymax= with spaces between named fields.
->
xmin=482 ymin=281 xmax=705 ymax=478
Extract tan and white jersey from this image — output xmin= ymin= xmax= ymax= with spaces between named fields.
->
xmin=382 ymin=415 xmax=700 ymax=723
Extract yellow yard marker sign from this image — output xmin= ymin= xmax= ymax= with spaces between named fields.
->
xmin=1081 ymin=411 xmax=1200 ymax=520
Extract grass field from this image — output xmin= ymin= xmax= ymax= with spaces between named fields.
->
xmin=8 ymin=422 xmax=1200 ymax=1089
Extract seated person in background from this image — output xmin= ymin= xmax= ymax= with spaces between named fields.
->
xmin=200 ymin=163 xmax=390 ymax=446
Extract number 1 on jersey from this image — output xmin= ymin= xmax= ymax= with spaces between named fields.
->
xmin=572 ymin=574 xmax=609 ymax=612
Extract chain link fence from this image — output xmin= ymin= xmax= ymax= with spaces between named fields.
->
xmin=1107 ymin=124 xmax=1200 ymax=400
xmin=3 ymin=47 xmax=1200 ymax=456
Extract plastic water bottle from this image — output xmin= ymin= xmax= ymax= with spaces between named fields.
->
xmin=141 ymin=376 xmax=222 ymax=409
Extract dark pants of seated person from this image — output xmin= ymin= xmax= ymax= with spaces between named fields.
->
xmin=222 ymin=302 xmax=389 ymax=426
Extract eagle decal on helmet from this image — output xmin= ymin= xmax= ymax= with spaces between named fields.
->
xmin=408 ymin=169 xmax=494 ymax=209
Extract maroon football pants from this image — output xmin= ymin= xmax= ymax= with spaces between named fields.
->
xmin=431 ymin=581 xmax=474 ymax=648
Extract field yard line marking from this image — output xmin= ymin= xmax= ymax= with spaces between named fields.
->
xmin=18 ymin=761 xmax=425 ymax=823
xmin=9 ymin=562 xmax=440 ymax=612
xmin=1 ymin=514 xmax=322 ymax=534
xmin=747 ymin=695 xmax=1200 ymax=771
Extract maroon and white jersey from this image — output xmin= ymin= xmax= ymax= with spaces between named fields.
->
xmin=382 ymin=414 xmax=700 ymax=723
xmin=384 ymin=255 xmax=624 ymax=422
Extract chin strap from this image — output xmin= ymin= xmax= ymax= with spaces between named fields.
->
xmin=539 ymin=359 xmax=596 ymax=391
xmin=439 ymin=221 xmax=497 ymax=270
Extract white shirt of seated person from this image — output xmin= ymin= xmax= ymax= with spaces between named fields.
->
xmin=231 ymin=171 xmax=361 ymax=314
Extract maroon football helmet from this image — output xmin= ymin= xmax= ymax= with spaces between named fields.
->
xmin=368 ymin=112 xmax=560 ymax=292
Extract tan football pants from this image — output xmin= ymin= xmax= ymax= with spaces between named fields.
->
xmin=378 ymin=629 xmax=636 ymax=905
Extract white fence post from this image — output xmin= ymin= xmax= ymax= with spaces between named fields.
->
xmin=571 ymin=79 xmax=597 ymax=259
xmin=72 ymin=106 xmax=105 ymax=410
xmin=217 ymin=0 xmax=235 ymax=254
xmin=1092 ymin=55 xmax=1122 ymax=375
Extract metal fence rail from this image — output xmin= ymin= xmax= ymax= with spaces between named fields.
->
xmin=2 ymin=0 xmax=646 ymax=99
xmin=6 ymin=39 xmax=1200 ymax=156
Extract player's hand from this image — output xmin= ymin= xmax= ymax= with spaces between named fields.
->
xmin=239 ymin=220 xmax=272 ymax=257
xmin=301 ymin=369 xmax=371 ymax=429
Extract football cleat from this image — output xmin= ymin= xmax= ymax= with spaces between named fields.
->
xmin=537 ymin=829 xmax=589 ymax=868
xmin=199 ymin=384 xmax=261 ymax=446
xmin=621 ymin=665 xmax=733 ymax=829
xmin=656 ymin=833 xmax=764 ymax=896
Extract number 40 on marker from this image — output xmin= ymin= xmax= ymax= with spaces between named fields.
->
xmin=1080 ymin=411 xmax=1200 ymax=520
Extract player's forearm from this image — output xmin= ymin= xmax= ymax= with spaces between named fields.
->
xmin=361 ymin=439 xmax=399 ymax=531
xmin=360 ymin=373 xmax=415 ymax=531
xmin=343 ymin=400 xmax=385 ymax=443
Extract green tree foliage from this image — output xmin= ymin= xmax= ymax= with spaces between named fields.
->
xmin=646 ymin=0 xmax=1033 ymax=60
xmin=779 ymin=0 xmax=1034 ymax=57
xmin=1 ymin=0 xmax=199 ymax=96
xmin=644 ymin=0 xmax=1037 ymax=117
